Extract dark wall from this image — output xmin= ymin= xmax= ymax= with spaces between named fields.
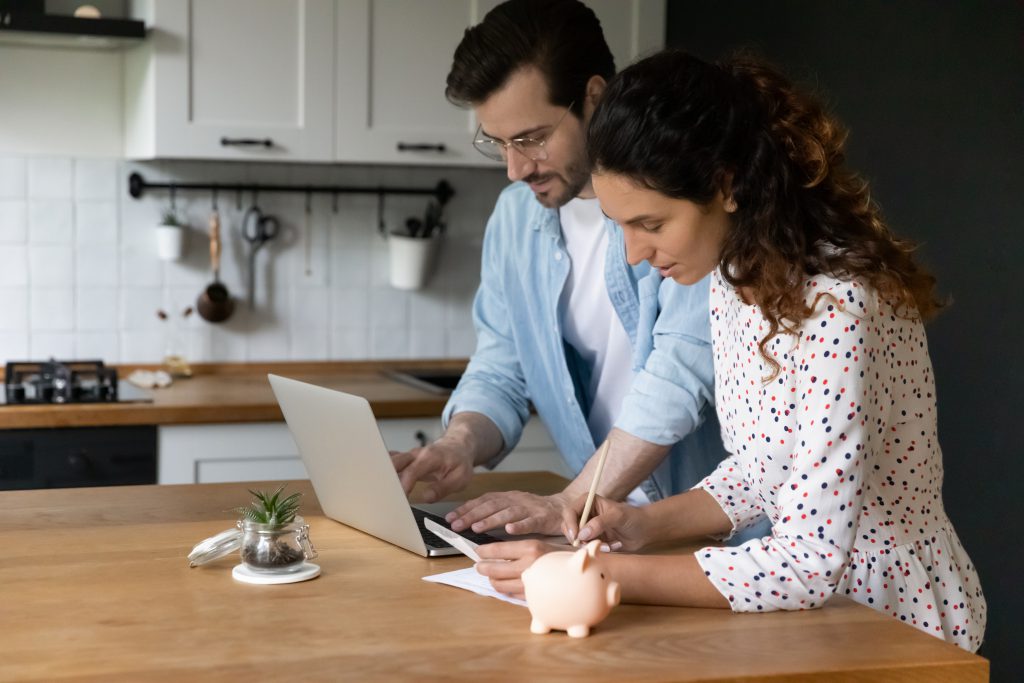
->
xmin=666 ymin=1 xmax=1023 ymax=679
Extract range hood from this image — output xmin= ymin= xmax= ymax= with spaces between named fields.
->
xmin=0 ymin=7 xmax=145 ymax=49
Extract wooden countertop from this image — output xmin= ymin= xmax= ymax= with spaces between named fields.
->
xmin=0 ymin=473 xmax=988 ymax=682
xmin=0 ymin=360 xmax=466 ymax=429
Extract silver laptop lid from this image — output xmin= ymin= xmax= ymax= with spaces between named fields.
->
xmin=267 ymin=374 xmax=430 ymax=557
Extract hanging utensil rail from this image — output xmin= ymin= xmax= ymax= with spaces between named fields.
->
xmin=127 ymin=172 xmax=455 ymax=232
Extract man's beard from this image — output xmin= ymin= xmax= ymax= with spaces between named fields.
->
xmin=527 ymin=157 xmax=590 ymax=209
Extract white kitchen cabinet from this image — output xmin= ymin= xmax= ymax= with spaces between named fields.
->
xmin=157 ymin=416 xmax=564 ymax=484
xmin=123 ymin=0 xmax=664 ymax=165
xmin=124 ymin=0 xmax=335 ymax=162
xmin=333 ymin=0 xmax=666 ymax=166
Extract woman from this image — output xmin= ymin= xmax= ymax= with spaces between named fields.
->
xmin=475 ymin=49 xmax=986 ymax=652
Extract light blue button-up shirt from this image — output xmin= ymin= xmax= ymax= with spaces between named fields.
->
xmin=443 ymin=182 xmax=727 ymax=500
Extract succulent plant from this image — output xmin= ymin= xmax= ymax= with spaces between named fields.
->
xmin=234 ymin=484 xmax=302 ymax=527
xmin=160 ymin=209 xmax=182 ymax=227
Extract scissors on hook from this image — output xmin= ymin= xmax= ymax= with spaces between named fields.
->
xmin=242 ymin=205 xmax=281 ymax=310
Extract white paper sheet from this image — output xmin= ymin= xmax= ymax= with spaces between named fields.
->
xmin=422 ymin=566 xmax=528 ymax=607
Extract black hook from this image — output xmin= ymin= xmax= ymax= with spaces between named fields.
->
xmin=211 ymin=186 xmax=218 ymax=211
xmin=169 ymin=185 xmax=177 ymax=211
xmin=377 ymin=193 xmax=386 ymax=235
xmin=332 ymin=191 xmax=338 ymax=214
xmin=305 ymin=189 xmax=313 ymax=214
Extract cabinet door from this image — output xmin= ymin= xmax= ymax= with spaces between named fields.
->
xmin=334 ymin=0 xmax=665 ymax=167
xmin=137 ymin=0 xmax=334 ymax=162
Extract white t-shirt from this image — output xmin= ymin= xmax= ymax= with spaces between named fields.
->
xmin=558 ymin=197 xmax=634 ymax=448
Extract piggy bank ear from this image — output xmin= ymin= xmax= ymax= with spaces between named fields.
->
xmin=570 ymin=545 xmax=592 ymax=573
xmin=571 ymin=540 xmax=605 ymax=572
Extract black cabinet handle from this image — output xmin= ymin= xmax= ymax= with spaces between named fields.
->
xmin=67 ymin=450 xmax=92 ymax=472
xmin=220 ymin=137 xmax=274 ymax=148
xmin=414 ymin=430 xmax=429 ymax=448
xmin=397 ymin=142 xmax=447 ymax=153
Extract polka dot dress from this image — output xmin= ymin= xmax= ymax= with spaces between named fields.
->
xmin=695 ymin=268 xmax=986 ymax=652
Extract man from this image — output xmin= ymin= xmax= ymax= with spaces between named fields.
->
xmin=391 ymin=0 xmax=727 ymax=539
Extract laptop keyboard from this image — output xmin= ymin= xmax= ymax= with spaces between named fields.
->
xmin=412 ymin=507 xmax=501 ymax=549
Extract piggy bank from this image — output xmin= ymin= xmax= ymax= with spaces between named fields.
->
xmin=521 ymin=540 xmax=620 ymax=638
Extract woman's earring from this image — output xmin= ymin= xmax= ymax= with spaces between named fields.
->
xmin=724 ymin=196 xmax=738 ymax=213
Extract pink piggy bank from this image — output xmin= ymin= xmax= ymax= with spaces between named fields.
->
xmin=521 ymin=540 xmax=620 ymax=638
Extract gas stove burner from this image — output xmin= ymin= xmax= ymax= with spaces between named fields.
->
xmin=3 ymin=359 xmax=119 ymax=404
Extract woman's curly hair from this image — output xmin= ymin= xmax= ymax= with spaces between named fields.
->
xmin=588 ymin=49 xmax=942 ymax=378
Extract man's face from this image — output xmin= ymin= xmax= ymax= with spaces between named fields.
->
xmin=474 ymin=67 xmax=592 ymax=208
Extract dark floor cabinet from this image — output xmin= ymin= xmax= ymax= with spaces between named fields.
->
xmin=0 ymin=426 xmax=157 ymax=490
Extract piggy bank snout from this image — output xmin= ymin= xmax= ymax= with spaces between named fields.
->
xmin=607 ymin=581 xmax=620 ymax=607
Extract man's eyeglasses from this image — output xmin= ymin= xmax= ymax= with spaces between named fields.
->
xmin=472 ymin=103 xmax=575 ymax=163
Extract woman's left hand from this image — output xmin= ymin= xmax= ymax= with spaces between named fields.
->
xmin=474 ymin=539 xmax=565 ymax=599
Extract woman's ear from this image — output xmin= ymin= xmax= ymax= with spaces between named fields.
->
xmin=720 ymin=172 xmax=738 ymax=213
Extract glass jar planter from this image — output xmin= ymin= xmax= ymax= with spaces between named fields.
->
xmin=238 ymin=516 xmax=318 ymax=573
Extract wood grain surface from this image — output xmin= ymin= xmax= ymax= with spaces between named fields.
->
xmin=0 ymin=473 xmax=987 ymax=682
xmin=0 ymin=360 xmax=466 ymax=429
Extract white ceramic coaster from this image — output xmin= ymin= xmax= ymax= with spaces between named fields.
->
xmin=232 ymin=562 xmax=321 ymax=585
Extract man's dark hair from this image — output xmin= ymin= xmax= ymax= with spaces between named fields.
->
xmin=446 ymin=0 xmax=614 ymax=117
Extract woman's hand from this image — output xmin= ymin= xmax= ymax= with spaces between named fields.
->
xmin=474 ymin=540 xmax=565 ymax=599
xmin=564 ymin=494 xmax=651 ymax=552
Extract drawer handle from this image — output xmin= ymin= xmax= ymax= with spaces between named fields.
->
xmin=220 ymin=137 xmax=274 ymax=148
xmin=397 ymin=142 xmax=447 ymax=153
xmin=414 ymin=430 xmax=428 ymax=448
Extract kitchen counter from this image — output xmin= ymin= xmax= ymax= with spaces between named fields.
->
xmin=0 ymin=473 xmax=988 ymax=682
xmin=0 ymin=360 xmax=466 ymax=429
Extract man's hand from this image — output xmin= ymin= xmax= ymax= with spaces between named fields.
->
xmin=474 ymin=539 xmax=563 ymax=599
xmin=390 ymin=412 xmax=505 ymax=503
xmin=390 ymin=440 xmax=475 ymax=503
xmin=445 ymin=490 xmax=573 ymax=535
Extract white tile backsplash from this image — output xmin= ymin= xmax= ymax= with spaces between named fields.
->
xmin=28 ymin=158 xmax=73 ymax=199
xmin=76 ymin=287 xmax=119 ymax=331
xmin=0 ymin=200 xmax=27 ymax=242
xmin=0 ymin=158 xmax=27 ymax=199
xmin=0 ymin=245 xmax=29 ymax=287
xmin=74 ymin=331 xmax=120 ymax=359
xmin=120 ymin=287 xmax=165 ymax=330
xmin=75 ymin=201 xmax=119 ymax=244
xmin=29 ymin=245 xmax=74 ymax=286
xmin=30 ymin=331 xmax=76 ymax=359
xmin=0 ymin=287 xmax=28 ymax=331
xmin=74 ymin=159 xmax=118 ymax=200
xmin=0 ymin=331 xmax=29 ymax=360
xmin=28 ymin=200 xmax=73 ymax=243
xmin=330 ymin=328 xmax=369 ymax=359
xmin=0 ymin=155 xmax=505 ymax=364
xmin=76 ymin=244 xmax=120 ymax=287
xmin=120 ymin=243 xmax=163 ymax=287
xmin=29 ymin=288 xmax=74 ymax=331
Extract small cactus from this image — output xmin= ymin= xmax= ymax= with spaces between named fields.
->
xmin=234 ymin=484 xmax=301 ymax=527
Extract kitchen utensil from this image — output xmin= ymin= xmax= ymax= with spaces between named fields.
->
xmin=303 ymin=192 xmax=313 ymax=277
xmin=241 ymin=204 xmax=281 ymax=310
xmin=197 ymin=210 xmax=235 ymax=323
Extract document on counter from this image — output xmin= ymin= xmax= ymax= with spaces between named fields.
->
xmin=422 ymin=567 xmax=527 ymax=607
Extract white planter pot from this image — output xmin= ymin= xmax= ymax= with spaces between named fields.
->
xmin=388 ymin=234 xmax=440 ymax=290
xmin=156 ymin=224 xmax=187 ymax=261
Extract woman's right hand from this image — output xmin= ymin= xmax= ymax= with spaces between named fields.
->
xmin=562 ymin=494 xmax=651 ymax=552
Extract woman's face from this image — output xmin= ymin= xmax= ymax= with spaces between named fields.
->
xmin=592 ymin=172 xmax=734 ymax=285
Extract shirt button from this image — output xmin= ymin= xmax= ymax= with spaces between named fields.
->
xmin=554 ymin=251 xmax=563 ymax=261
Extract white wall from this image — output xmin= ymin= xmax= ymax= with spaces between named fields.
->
xmin=0 ymin=46 xmax=124 ymax=157
xmin=0 ymin=155 xmax=507 ymax=364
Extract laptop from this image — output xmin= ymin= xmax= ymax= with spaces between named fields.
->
xmin=267 ymin=373 xmax=499 ymax=557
